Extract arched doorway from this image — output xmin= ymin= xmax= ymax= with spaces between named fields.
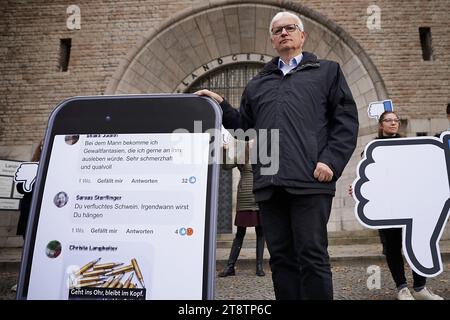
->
xmin=106 ymin=1 xmax=389 ymax=234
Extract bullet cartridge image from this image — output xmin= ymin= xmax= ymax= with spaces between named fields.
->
xmin=74 ymin=258 xmax=101 ymax=276
xmin=105 ymin=265 xmax=134 ymax=276
xmin=108 ymin=274 xmax=124 ymax=288
xmin=77 ymin=280 xmax=107 ymax=288
xmin=77 ymin=275 xmax=109 ymax=284
xmin=92 ymin=262 xmax=124 ymax=270
xmin=102 ymin=276 xmax=115 ymax=288
xmin=70 ymin=258 xmax=146 ymax=290
xmin=131 ymin=258 xmax=145 ymax=288
xmin=123 ymin=273 xmax=134 ymax=288
xmin=81 ymin=268 xmax=112 ymax=277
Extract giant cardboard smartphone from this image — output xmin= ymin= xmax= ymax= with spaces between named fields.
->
xmin=16 ymin=94 xmax=221 ymax=300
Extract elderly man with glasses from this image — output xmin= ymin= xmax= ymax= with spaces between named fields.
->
xmin=196 ymin=11 xmax=358 ymax=300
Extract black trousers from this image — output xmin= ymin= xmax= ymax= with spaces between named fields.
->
xmin=258 ymin=189 xmax=333 ymax=300
xmin=379 ymin=228 xmax=426 ymax=289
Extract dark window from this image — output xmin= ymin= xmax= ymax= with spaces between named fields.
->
xmin=187 ymin=63 xmax=263 ymax=108
xmin=59 ymin=38 xmax=72 ymax=72
xmin=416 ymin=132 xmax=428 ymax=136
xmin=419 ymin=27 xmax=433 ymax=61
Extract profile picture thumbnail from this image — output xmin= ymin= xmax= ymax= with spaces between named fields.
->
xmin=65 ymin=135 xmax=79 ymax=145
xmin=46 ymin=240 xmax=62 ymax=259
xmin=54 ymin=191 xmax=68 ymax=208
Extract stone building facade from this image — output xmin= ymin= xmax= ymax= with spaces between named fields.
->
xmin=0 ymin=0 xmax=449 ymax=247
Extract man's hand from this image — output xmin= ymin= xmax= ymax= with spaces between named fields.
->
xmin=313 ymin=162 xmax=333 ymax=182
xmin=193 ymin=89 xmax=224 ymax=104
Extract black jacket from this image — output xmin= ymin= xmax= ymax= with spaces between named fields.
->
xmin=220 ymin=52 xmax=359 ymax=195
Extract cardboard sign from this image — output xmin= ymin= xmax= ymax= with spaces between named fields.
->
xmin=353 ymin=132 xmax=450 ymax=277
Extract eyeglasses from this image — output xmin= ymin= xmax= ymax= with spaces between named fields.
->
xmin=271 ymin=24 xmax=301 ymax=36
xmin=382 ymin=118 xmax=400 ymax=123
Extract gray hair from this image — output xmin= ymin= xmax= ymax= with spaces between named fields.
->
xmin=269 ymin=11 xmax=304 ymax=36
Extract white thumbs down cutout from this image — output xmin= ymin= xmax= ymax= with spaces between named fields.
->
xmin=353 ymin=132 xmax=450 ymax=277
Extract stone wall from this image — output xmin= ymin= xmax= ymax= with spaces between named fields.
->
xmin=0 ymin=0 xmax=449 ymax=246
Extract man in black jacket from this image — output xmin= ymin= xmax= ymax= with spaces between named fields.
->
xmin=196 ymin=11 xmax=359 ymax=300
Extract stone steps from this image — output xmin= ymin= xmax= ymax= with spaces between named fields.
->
xmin=216 ymin=230 xmax=380 ymax=248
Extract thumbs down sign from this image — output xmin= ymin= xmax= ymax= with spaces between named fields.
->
xmin=14 ymin=162 xmax=38 ymax=193
xmin=353 ymin=132 xmax=450 ymax=277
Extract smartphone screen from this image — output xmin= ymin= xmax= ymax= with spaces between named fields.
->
xmin=18 ymin=95 xmax=220 ymax=300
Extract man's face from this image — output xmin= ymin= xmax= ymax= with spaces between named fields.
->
xmin=271 ymin=16 xmax=306 ymax=55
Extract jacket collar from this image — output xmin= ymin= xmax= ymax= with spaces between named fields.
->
xmin=259 ymin=51 xmax=320 ymax=76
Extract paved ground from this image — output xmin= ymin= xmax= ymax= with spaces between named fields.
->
xmin=1 ymin=242 xmax=449 ymax=300
xmin=214 ymin=258 xmax=450 ymax=300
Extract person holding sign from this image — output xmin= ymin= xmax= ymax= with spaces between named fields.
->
xmin=219 ymin=139 xmax=265 ymax=277
xmin=350 ymin=111 xmax=443 ymax=300
xmin=196 ymin=11 xmax=359 ymax=300
xmin=375 ymin=111 xmax=442 ymax=300
xmin=16 ymin=140 xmax=42 ymax=239
xmin=11 ymin=140 xmax=42 ymax=292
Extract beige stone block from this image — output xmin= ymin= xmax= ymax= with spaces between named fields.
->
xmin=342 ymin=219 xmax=364 ymax=232
xmin=0 ymin=227 xmax=10 ymax=237
xmin=332 ymin=39 xmax=353 ymax=64
xmin=363 ymin=89 xmax=378 ymax=106
xmin=215 ymin=36 xmax=231 ymax=56
xmin=180 ymin=18 xmax=196 ymax=34
xmin=343 ymin=56 xmax=361 ymax=76
xmin=0 ymin=212 xmax=13 ymax=227
xmin=158 ymin=69 xmax=178 ymax=90
xmin=204 ymin=35 xmax=220 ymax=58
xmin=349 ymin=83 xmax=360 ymax=98
xmin=186 ymin=26 xmax=205 ymax=48
xmin=326 ymin=50 xmax=343 ymax=65
xmin=193 ymin=43 xmax=212 ymax=64
xmin=207 ymin=9 xmax=227 ymax=40
xmin=0 ymin=145 xmax=31 ymax=161
xmin=326 ymin=220 xmax=340 ymax=232
xmin=148 ymin=39 xmax=170 ymax=61
xmin=163 ymin=57 xmax=186 ymax=80
xmin=409 ymin=119 xmax=431 ymax=133
xmin=430 ymin=118 xmax=448 ymax=133
xmin=224 ymin=14 xmax=240 ymax=50
xmin=356 ymin=75 xmax=375 ymax=95
xmin=255 ymin=6 xmax=270 ymax=30
xmin=0 ymin=236 xmax=6 ymax=247
xmin=354 ymin=94 xmax=367 ymax=110
xmin=314 ymin=40 xmax=332 ymax=59
xmin=331 ymin=198 xmax=344 ymax=210
xmin=255 ymin=28 xmax=268 ymax=53
xmin=195 ymin=14 xmax=213 ymax=38
xmin=5 ymin=235 xmax=23 ymax=247
xmin=159 ymin=28 xmax=178 ymax=49
xmin=238 ymin=6 xmax=256 ymax=39
xmin=322 ymin=30 xmax=339 ymax=47
xmin=441 ymin=223 xmax=450 ymax=240
xmin=346 ymin=67 xmax=368 ymax=86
